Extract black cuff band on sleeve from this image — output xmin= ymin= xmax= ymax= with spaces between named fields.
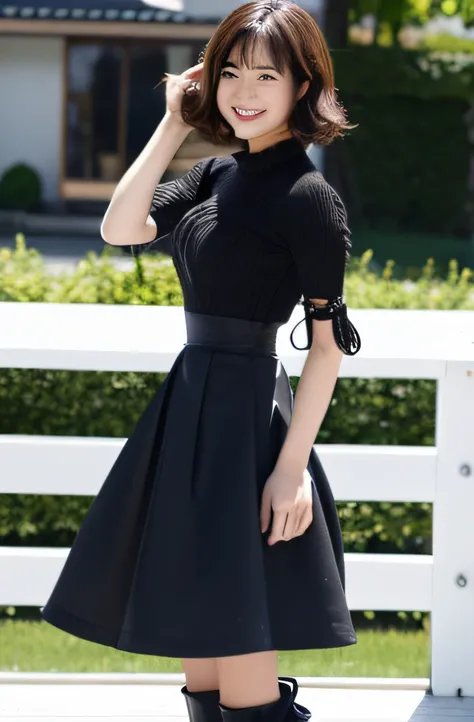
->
xmin=289 ymin=297 xmax=362 ymax=356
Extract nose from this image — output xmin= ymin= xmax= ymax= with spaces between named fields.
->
xmin=233 ymin=76 xmax=258 ymax=103
xmin=233 ymin=93 xmax=259 ymax=107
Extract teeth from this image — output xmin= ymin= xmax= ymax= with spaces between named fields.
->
xmin=235 ymin=108 xmax=262 ymax=116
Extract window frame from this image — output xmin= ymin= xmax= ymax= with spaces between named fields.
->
xmin=60 ymin=35 xmax=206 ymax=201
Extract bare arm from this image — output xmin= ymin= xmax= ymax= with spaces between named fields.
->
xmin=260 ymin=334 xmax=343 ymax=545
xmin=260 ymin=177 xmax=362 ymax=545
xmin=277 ymin=180 xmax=360 ymax=471
xmin=276 ymin=335 xmax=343 ymax=474
xmin=101 ymin=61 xmax=203 ymax=246
xmin=100 ymin=112 xmax=193 ymax=246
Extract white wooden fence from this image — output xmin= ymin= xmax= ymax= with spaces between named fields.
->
xmin=0 ymin=302 xmax=474 ymax=697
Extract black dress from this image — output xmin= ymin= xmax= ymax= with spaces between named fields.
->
xmin=41 ymin=136 xmax=361 ymax=658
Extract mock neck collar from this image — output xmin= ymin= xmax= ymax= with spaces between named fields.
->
xmin=231 ymin=136 xmax=307 ymax=173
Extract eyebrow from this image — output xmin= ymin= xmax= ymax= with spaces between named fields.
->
xmin=222 ymin=60 xmax=278 ymax=71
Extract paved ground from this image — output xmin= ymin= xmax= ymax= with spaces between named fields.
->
xmin=1 ymin=682 xmax=473 ymax=721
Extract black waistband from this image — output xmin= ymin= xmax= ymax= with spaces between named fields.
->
xmin=184 ymin=311 xmax=281 ymax=356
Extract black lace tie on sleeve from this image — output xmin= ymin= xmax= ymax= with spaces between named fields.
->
xmin=289 ymin=296 xmax=362 ymax=355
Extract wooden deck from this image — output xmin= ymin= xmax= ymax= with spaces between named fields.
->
xmin=1 ymin=679 xmax=474 ymax=722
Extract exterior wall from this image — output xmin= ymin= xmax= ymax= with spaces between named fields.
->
xmin=166 ymin=43 xmax=194 ymax=74
xmin=0 ymin=36 xmax=63 ymax=203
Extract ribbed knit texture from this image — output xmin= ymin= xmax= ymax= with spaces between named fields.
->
xmin=131 ymin=136 xmax=360 ymax=354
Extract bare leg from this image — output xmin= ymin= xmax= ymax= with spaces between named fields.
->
xmin=217 ymin=651 xmax=280 ymax=708
xmin=182 ymin=658 xmax=219 ymax=692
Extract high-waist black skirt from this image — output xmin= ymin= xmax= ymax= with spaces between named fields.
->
xmin=41 ymin=311 xmax=357 ymax=658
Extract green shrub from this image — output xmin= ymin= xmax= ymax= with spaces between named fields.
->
xmin=422 ymin=33 xmax=474 ymax=54
xmin=0 ymin=164 xmax=42 ymax=212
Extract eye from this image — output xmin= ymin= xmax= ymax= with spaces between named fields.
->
xmin=220 ymin=70 xmax=237 ymax=78
xmin=259 ymin=73 xmax=276 ymax=81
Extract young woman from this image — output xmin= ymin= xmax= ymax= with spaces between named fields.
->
xmin=41 ymin=2 xmax=362 ymax=721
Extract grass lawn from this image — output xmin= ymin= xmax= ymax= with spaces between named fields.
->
xmin=0 ymin=620 xmax=429 ymax=678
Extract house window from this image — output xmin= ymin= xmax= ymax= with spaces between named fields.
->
xmin=62 ymin=38 xmax=203 ymax=199
xmin=66 ymin=43 xmax=123 ymax=182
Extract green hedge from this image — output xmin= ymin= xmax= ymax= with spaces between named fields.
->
xmin=333 ymin=46 xmax=473 ymax=235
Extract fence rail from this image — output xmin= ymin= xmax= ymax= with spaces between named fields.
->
xmin=1 ymin=302 xmax=474 ymax=696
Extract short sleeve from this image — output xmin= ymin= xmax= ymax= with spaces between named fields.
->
xmin=287 ymin=174 xmax=351 ymax=301
xmin=287 ymin=174 xmax=361 ymax=355
xmin=130 ymin=156 xmax=213 ymax=257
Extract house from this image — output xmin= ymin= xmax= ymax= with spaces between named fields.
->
xmin=0 ymin=0 xmax=324 ymax=211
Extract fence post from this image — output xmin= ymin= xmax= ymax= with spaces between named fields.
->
xmin=431 ymin=360 xmax=474 ymax=695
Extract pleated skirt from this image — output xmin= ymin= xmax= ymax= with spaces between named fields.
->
xmin=41 ymin=311 xmax=357 ymax=658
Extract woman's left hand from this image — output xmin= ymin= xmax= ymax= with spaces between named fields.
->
xmin=260 ymin=462 xmax=313 ymax=545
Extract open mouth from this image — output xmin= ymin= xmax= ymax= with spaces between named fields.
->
xmin=232 ymin=107 xmax=266 ymax=120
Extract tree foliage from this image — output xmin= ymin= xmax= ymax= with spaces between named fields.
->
xmin=346 ymin=0 xmax=474 ymax=43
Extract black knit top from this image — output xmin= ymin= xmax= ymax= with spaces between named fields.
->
xmin=133 ymin=135 xmax=361 ymax=355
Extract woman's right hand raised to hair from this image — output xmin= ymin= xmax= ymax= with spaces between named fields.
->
xmin=164 ymin=62 xmax=203 ymax=127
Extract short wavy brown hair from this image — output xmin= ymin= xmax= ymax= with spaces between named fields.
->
xmin=170 ymin=0 xmax=354 ymax=147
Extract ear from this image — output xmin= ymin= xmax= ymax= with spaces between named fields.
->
xmin=296 ymin=80 xmax=310 ymax=102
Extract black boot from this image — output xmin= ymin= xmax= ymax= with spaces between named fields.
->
xmin=219 ymin=677 xmax=311 ymax=722
xmin=181 ymin=686 xmax=222 ymax=722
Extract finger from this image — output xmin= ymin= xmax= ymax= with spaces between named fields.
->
xmin=282 ymin=512 xmax=300 ymax=541
xmin=178 ymin=77 xmax=200 ymax=90
xmin=182 ymin=63 xmax=204 ymax=77
xmin=294 ymin=508 xmax=313 ymax=537
xmin=293 ymin=505 xmax=309 ymax=532
xmin=268 ymin=511 xmax=289 ymax=545
xmin=183 ymin=85 xmax=199 ymax=96
xmin=175 ymin=77 xmax=194 ymax=89
xmin=165 ymin=65 xmax=201 ymax=81
xmin=166 ymin=74 xmax=198 ymax=93
xmin=284 ymin=508 xmax=306 ymax=540
xmin=175 ymin=79 xmax=199 ymax=96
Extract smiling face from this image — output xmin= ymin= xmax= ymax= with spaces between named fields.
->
xmin=216 ymin=38 xmax=308 ymax=150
